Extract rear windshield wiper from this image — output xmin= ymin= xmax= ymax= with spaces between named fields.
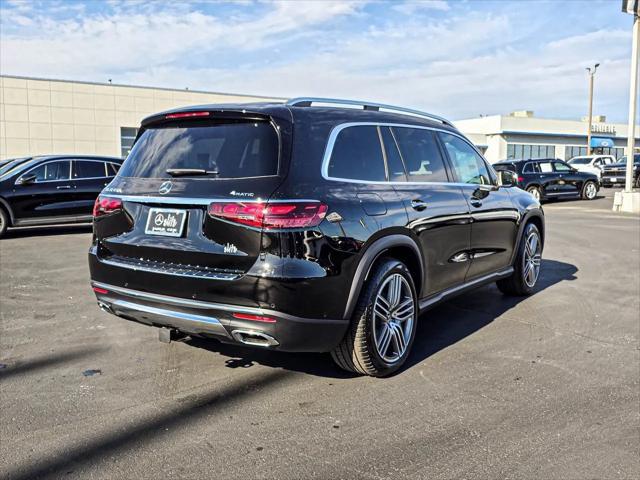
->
xmin=166 ymin=168 xmax=219 ymax=177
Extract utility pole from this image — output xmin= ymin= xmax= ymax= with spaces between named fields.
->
xmin=624 ymin=14 xmax=639 ymax=192
xmin=586 ymin=64 xmax=599 ymax=155
xmin=614 ymin=0 xmax=640 ymax=212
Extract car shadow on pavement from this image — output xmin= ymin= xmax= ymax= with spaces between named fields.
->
xmin=185 ymin=259 xmax=578 ymax=378
xmin=0 ymin=347 xmax=106 ymax=381
xmin=2 ymin=224 xmax=92 ymax=239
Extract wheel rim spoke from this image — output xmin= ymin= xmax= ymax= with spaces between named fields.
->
xmin=372 ymin=273 xmax=415 ymax=363
xmin=522 ymin=232 xmax=541 ymax=287
xmin=376 ymin=324 xmax=392 ymax=357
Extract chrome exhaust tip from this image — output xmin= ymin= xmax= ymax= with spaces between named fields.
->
xmin=97 ymin=301 xmax=113 ymax=314
xmin=231 ymin=329 xmax=279 ymax=348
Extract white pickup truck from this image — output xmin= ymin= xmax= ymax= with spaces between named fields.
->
xmin=567 ymin=155 xmax=617 ymax=179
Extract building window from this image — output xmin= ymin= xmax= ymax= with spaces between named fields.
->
xmin=507 ymin=144 xmax=556 ymax=160
xmin=120 ymin=127 xmax=138 ymax=158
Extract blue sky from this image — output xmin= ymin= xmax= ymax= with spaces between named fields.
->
xmin=0 ymin=0 xmax=635 ymax=122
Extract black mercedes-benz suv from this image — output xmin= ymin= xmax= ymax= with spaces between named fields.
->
xmin=493 ymin=158 xmax=600 ymax=202
xmin=0 ymin=155 xmax=123 ymax=237
xmin=89 ymin=98 xmax=544 ymax=376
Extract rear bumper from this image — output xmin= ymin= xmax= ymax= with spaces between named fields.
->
xmin=91 ymin=281 xmax=349 ymax=353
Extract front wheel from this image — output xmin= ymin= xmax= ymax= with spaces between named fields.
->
xmin=0 ymin=208 xmax=8 ymax=238
xmin=497 ymin=223 xmax=542 ymax=296
xmin=581 ymin=180 xmax=597 ymax=200
xmin=526 ymin=185 xmax=541 ymax=202
xmin=331 ymin=258 xmax=418 ymax=377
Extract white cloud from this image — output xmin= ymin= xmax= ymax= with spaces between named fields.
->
xmin=392 ymin=1 xmax=450 ymax=15
xmin=0 ymin=0 xmax=632 ymax=122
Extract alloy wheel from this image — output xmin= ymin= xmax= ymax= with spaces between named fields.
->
xmin=527 ymin=187 xmax=540 ymax=201
xmin=372 ymin=273 xmax=415 ymax=363
xmin=522 ymin=231 xmax=542 ymax=288
xmin=585 ymin=182 xmax=597 ymax=199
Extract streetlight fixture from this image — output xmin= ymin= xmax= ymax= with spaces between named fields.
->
xmin=586 ymin=63 xmax=600 ymax=155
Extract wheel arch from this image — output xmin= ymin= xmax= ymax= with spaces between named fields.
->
xmin=510 ymin=209 xmax=545 ymax=265
xmin=0 ymin=197 xmax=14 ymax=226
xmin=343 ymin=234 xmax=424 ymax=320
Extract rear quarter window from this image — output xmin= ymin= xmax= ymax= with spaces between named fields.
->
xmin=119 ymin=121 xmax=279 ymax=179
xmin=327 ymin=125 xmax=386 ymax=182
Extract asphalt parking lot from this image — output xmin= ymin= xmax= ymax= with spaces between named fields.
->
xmin=1 ymin=188 xmax=638 ymax=480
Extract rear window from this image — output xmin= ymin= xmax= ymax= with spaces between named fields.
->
xmin=119 ymin=121 xmax=279 ymax=179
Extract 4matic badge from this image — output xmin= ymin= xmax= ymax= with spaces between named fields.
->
xmin=230 ymin=190 xmax=254 ymax=197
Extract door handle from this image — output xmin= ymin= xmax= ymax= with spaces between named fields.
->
xmin=56 ymin=185 xmax=71 ymax=190
xmin=410 ymin=199 xmax=428 ymax=211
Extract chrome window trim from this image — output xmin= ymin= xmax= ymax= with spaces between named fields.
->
xmin=320 ymin=122 xmax=492 ymax=187
xmin=15 ymin=159 xmax=72 ymax=185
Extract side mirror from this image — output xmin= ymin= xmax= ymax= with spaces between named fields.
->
xmin=17 ymin=173 xmax=37 ymax=185
xmin=498 ymin=170 xmax=518 ymax=187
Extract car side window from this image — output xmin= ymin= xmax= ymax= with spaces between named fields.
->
xmin=539 ymin=162 xmax=553 ymax=173
xmin=27 ymin=161 xmax=71 ymax=182
xmin=438 ymin=132 xmax=492 ymax=185
xmin=523 ymin=162 xmax=539 ymax=173
xmin=73 ymin=160 xmax=107 ymax=179
xmin=107 ymin=162 xmax=121 ymax=176
xmin=380 ymin=127 xmax=407 ymax=182
xmin=594 ymin=159 xmax=603 ymax=167
xmin=392 ymin=127 xmax=448 ymax=182
xmin=553 ymin=161 xmax=572 ymax=172
xmin=328 ymin=126 xmax=386 ymax=182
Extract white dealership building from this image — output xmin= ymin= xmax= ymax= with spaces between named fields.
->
xmin=455 ymin=110 xmax=639 ymax=164
xmin=1 ymin=75 xmax=638 ymax=163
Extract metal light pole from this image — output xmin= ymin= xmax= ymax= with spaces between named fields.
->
xmin=586 ymin=64 xmax=599 ymax=155
xmin=614 ymin=0 xmax=640 ymax=212
xmin=624 ymin=15 xmax=639 ymax=192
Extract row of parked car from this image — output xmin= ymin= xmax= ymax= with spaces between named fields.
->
xmin=1 ymin=151 xmax=637 ymax=239
xmin=567 ymin=153 xmax=640 ymax=188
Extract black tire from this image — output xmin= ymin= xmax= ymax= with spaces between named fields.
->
xmin=0 ymin=207 xmax=9 ymax=238
xmin=581 ymin=180 xmax=597 ymax=200
xmin=331 ymin=258 xmax=418 ymax=377
xmin=526 ymin=185 xmax=541 ymax=202
xmin=635 ymin=176 xmax=640 ymax=189
xmin=496 ymin=223 xmax=542 ymax=296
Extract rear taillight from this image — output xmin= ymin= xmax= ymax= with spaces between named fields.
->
xmin=208 ymin=201 xmax=328 ymax=230
xmin=93 ymin=196 xmax=122 ymax=217
xmin=517 ymin=176 xmax=524 ymax=183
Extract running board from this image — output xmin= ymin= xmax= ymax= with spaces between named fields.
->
xmin=419 ymin=267 xmax=514 ymax=311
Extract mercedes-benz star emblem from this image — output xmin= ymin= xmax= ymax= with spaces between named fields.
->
xmin=158 ymin=181 xmax=173 ymax=195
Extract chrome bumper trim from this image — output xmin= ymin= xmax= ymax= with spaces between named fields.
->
xmin=98 ymin=256 xmax=241 ymax=281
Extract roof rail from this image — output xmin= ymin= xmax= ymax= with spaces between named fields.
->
xmin=285 ymin=97 xmax=454 ymax=127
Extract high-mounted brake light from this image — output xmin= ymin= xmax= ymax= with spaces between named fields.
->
xmin=165 ymin=111 xmax=210 ymax=119
xmin=93 ymin=196 xmax=122 ymax=217
xmin=232 ymin=313 xmax=276 ymax=323
xmin=208 ymin=201 xmax=328 ymax=230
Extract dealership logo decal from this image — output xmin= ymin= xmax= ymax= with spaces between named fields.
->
xmin=158 ymin=181 xmax=173 ymax=195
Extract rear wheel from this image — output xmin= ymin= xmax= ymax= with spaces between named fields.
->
xmin=581 ymin=180 xmax=597 ymax=200
xmin=331 ymin=258 xmax=417 ymax=377
xmin=0 ymin=208 xmax=9 ymax=238
xmin=497 ymin=223 xmax=542 ymax=296
xmin=526 ymin=185 xmax=541 ymax=201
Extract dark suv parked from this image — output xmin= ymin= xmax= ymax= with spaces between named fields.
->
xmin=492 ymin=158 xmax=599 ymax=202
xmin=600 ymin=154 xmax=640 ymax=188
xmin=89 ymin=98 xmax=544 ymax=376
xmin=0 ymin=155 xmax=123 ymax=237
